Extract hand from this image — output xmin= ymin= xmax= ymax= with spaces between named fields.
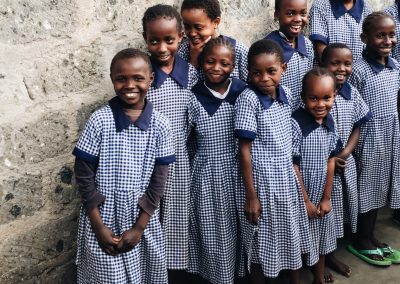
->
xmin=116 ymin=226 xmax=144 ymax=253
xmin=317 ymin=198 xmax=332 ymax=218
xmin=244 ymin=196 xmax=261 ymax=225
xmin=189 ymin=36 xmax=212 ymax=67
xmin=335 ymin=156 xmax=347 ymax=173
xmin=93 ymin=224 xmax=120 ymax=256
xmin=305 ymin=200 xmax=319 ymax=219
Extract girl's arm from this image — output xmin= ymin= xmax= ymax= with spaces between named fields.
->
xmin=239 ymin=139 xmax=261 ymax=225
xmin=293 ymin=164 xmax=319 ymax=219
xmin=314 ymin=41 xmax=327 ymax=63
xmin=335 ymin=127 xmax=360 ymax=172
xmin=318 ymin=157 xmax=335 ymax=217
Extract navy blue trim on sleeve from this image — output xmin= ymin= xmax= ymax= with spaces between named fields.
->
xmin=293 ymin=155 xmax=301 ymax=165
xmin=329 ymin=139 xmax=344 ymax=159
xmin=155 ymin=154 xmax=176 ymax=165
xmin=309 ymin=34 xmax=329 ymax=45
xmin=353 ymin=111 xmax=373 ymax=129
xmin=72 ymin=147 xmax=99 ymax=165
xmin=234 ymin=129 xmax=257 ymax=140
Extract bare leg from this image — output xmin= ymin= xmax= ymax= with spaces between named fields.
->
xmin=313 ymin=255 xmax=326 ymax=284
xmin=250 ymin=263 xmax=265 ymax=284
xmin=289 ymin=269 xmax=300 ymax=284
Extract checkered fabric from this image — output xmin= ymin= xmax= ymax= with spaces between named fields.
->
xmin=291 ymin=108 xmax=338 ymax=266
xmin=309 ymin=0 xmax=372 ymax=62
xmin=234 ymin=87 xmax=311 ymax=278
xmin=265 ymin=31 xmax=314 ymax=110
xmin=147 ymin=57 xmax=198 ymax=270
xmin=330 ymin=82 xmax=372 ymax=237
xmin=186 ymin=78 xmax=246 ymax=284
xmin=384 ymin=4 xmax=400 ymax=62
xmin=178 ymin=35 xmax=249 ymax=82
xmin=348 ymin=55 xmax=400 ymax=213
xmin=74 ymin=100 xmax=174 ymax=284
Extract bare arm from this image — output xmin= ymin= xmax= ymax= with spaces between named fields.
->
xmin=294 ymin=164 xmax=319 ymax=219
xmin=314 ymin=41 xmax=327 ymax=64
xmin=335 ymin=128 xmax=360 ymax=172
xmin=318 ymin=158 xmax=335 ymax=217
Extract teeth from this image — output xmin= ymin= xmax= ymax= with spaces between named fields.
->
xmin=336 ymin=75 xmax=345 ymax=80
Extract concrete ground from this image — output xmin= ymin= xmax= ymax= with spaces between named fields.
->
xmin=179 ymin=207 xmax=400 ymax=284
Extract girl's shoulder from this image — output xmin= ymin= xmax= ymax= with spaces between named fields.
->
xmin=310 ymin=0 xmax=331 ymax=13
xmin=384 ymin=4 xmax=398 ymax=18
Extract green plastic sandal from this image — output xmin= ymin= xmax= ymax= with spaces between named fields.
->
xmin=347 ymin=244 xmax=392 ymax=266
xmin=379 ymin=244 xmax=400 ymax=264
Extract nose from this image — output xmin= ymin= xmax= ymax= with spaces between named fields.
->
xmin=187 ymin=27 xmax=196 ymax=37
xmin=337 ymin=63 xmax=345 ymax=71
xmin=126 ymin=78 xmax=135 ymax=89
xmin=293 ymin=13 xmax=302 ymax=22
xmin=159 ymin=42 xmax=167 ymax=53
xmin=261 ymin=73 xmax=270 ymax=82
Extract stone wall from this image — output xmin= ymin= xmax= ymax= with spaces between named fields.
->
xmin=0 ymin=0 xmax=393 ymax=283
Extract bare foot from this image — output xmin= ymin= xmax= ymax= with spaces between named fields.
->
xmin=326 ymin=253 xmax=351 ymax=278
xmin=323 ymin=267 xmax=334 ymax=283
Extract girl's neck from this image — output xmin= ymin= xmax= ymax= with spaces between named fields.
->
xmin=279 ymin=30 xmax=297 ymax=48
xmin=343 ymin=0 xmax=355 ymax=10
xmin=212 ymin=31 xmax=220 ymax=39
xmin=366 ymin=48 xmax=388 ymax=66
xmin=205 ymin=79 xmax=230 ymax=95
xmin=158 ymin=56 xmax=176 ymax=75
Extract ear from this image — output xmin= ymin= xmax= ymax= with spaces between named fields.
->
xmin=149 ymin=71 xmax=155 ymax=85
xmin=282 ymin=62 xmax=287 ymax=73
xmin=360 ymin=33 xmax=367 ymax=44
xmin=178 ymin=30 xmax=184 ymax=43
xmin=142 ymin=32 xmax=147 ymax=41
xmin=212 ymin=16 xmax=221 ymax=28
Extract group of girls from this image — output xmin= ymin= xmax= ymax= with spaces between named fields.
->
xmin=73 ymin=0 xmax=400 ymax=283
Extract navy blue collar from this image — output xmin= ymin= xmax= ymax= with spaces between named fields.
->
xmin=192 ymin=78 xmax=247 ymax=116
xmin=151 ymin=54 xmax=189 ymax=89
xmin=330 ymin=0 xmax=364 ymax=23
xmin=292 ymin=107 xmax=335 ymax=137
xmin=362 ymin=49 xmax=397 ymax=73
xmin=250 ymin=85 xmax=289 ymax=110
xmin=109 ymin=96 xmax=153 ymax=132
xmin=220 ymin=35 xmax=237 ymax=49
xmin=265 ymin=30 xmax=308 ymax=63
xmin=338 ymin=81 xmax=352 ymax=100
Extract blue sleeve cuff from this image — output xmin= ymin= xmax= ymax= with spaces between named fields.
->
xmin=155 ymin=154 xmax=176 ymax=165
xmin=73 ymin=147 xmax=99 ymax=165
xmin=309 ymin=34 xmax=328 ymax=45
xmin=234 ymin=129 xmax=257 ymax=141
xmin=293 ymin=156 xmax=301 ymax=165
xmin=329 ymin=139 xmax=344 ymax=158
xmin=353 ymin=111 xmax=373 ymax=129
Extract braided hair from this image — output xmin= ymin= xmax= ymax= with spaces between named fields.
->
xmin=142 ymin=4 xmax=183 ymax=33
xmin=181 ymin=0 xmax=221 ymax=20
xmin=199 ymin=37 xmax=235 ymax=66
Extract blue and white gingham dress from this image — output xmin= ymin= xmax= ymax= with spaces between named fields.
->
xmin=178 ymin=35 xmax=248 ymax=82
xmin=187 ymin=78 xmax=247 ymax=284
xmin=384 ymin=3 xmax=400 ymax=62
xmin=309 ymin=0 xmax=372 ymax=62
xmin=235 ymin=86 xmax=310 ymax=278
xmin=74 ymin=98 xmax=175 ymax=284
xmin=329 ymin=82 xmax=372 ymax=237
xmin=265 ymin=31 xmax=314 ymax=110
xmin=348 ymin=51 xmax=400 ymax=213
xmin=147 ymin=55 xmax=198 ymax=270
xmin=292 ymin=108 xmax=339 ymax=266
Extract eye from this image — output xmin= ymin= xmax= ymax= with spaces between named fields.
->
xmin=166 ymin=37 xmax=175 ymax=44
xmin=301 ymin=11 xmax=307 ymax=17
xmin=194 ymin=25 xmax=203 ymax=31
xmin=150 ymin=39 xmax=158 ymax=45
xmin=134 ymin=76 xmax=145 ymax=82
xmin=286 ymin=11 xmax=294 ymax=16
xmin=114 ymin=76 xmax=126 ymax=82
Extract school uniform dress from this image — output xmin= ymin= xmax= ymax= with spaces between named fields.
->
xmin=265 ymin=31 xmax=314 ymax=110
xmin=292 ymin=108 xmax=339 ymax=266
xmin=309 ymin=0 xmax=372 ymax=62
xmin=384 ymin=3 xmax=400 ymax=62
xmin=348 ymin=51 xmax=400 ymax=213
xmin=235 ymin=86 xmax=310 ymax=278
xmin=147 ymin=55 xmax=198 ymax=270
xmin=73 ymin=98 xmax=175 ymax=284
xmin=187 ymin=78 xmax=247 ymax=284
xmin=330 ymin=82 xmax=372 ymax=237
xmin=178 ymin=35 xmax=249 ymax=81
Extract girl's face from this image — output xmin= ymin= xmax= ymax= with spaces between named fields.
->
xmin=202 ymin=45 xmax=234 ymax=86
xmin=248 ymin=53 xmax=286 ymax=97
xmin=302 ymin=75 xmax=336 ymax=124
xmin=274 ymin=0 xmax=308 ymax=40
xmin=111 ymin=57 xmax=154 ymax=109
xmin=181 ymin=8 xmax=220 ymax=45
xmin=143 ymin=18 xmax=183 ymax=67
xmin=324 ymin=48 xmax=353 ymax=86
xmin=361 ymin=17 xmax=396 ymax=60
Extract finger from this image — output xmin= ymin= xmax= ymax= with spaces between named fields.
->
xmin=204 ymin=36 xmax=212 ymax=44
xmin=251 ymin=213 xmax=258 ymax=225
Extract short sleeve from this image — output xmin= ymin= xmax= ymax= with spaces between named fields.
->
xmin=291 ymin=118 xmax=302 ymax=165
xmin=234 ymin=91 xmax=257 ymax=140
xmin=351 ymin=87 xmax=373 ymax=129
xmin=347 ymin=65 xmax=364 ymax=93
xmin=155 ymin=118 xmax=176 ymax=165
xmin=306 ymin=39 xmax=315 ymax=70
xmin=73 ymin=112 xmax=102 ymax=164
xmin=187 ymin=93 xmax=199 ymax=130
xmin=188 ymin=64 xmax=199 ymax=89
xmin=235 ymin=41 xmax=249 ymax=82
xmin=309 ymin=2 xmax=329 ymax=45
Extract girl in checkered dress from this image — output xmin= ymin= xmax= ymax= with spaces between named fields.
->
xmin=265 ymin=0 xmax=314 ymax=110
xmin=346 ymin=12 xmax=400 ymax=266
xmin=187 ymin=37 xmax=247 ymax=284
xmin=73 ymin=49 xmax=175 ymax=284
xmin=235 ymin=39 xmax=310 ymax=284
xmin=142 ymin=5 xmax=199 ymax=275
xmin=292 ymin=67 xmax=339 ymax=284
xmin=309 ymin=0 xmax=372 ymax=63
xmin=320 ymin=43 xmax=372 ymax=281
xmin=179 ymin=0 xmax=248 ymax=81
